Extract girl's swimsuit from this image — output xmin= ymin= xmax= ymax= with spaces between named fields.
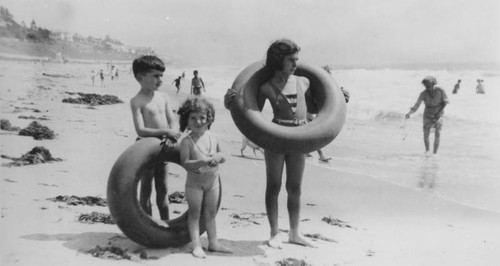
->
xmin=268 ymin=76 xmax=307 ymax=127
xmin=185 ymin=132 xmax=220 ymax=191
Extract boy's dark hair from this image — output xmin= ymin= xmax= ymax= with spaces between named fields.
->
xmin=265 ymin=39 xmax=301 ymax=72
xmin=132 ymin=55 xmax=165 ymax=78
xmin=177 ymin=96 xmax=215 ymax=131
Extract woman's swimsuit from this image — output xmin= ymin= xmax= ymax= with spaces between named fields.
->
xmin=185 ymin=133 xmax=220 ymax=191
xmin=268 ymin=76 xmax=307 ymax=127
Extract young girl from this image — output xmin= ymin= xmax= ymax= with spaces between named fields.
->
xmin=177 ymin=96 xmax=232 ymax=258
xmin=225 ymin=39 xmax=316 ymax=249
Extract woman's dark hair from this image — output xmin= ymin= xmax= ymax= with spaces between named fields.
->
xmin=265 ymin=39 xmax=301 ymax=72
xmin=177 ymin=96 xmax=215 ymax=131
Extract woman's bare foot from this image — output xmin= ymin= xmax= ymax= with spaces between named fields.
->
xmin=208 ymin=242 xmax=233 ymax=253
xmin=289 ymin=232 xmax=316 ymax=248
xmin=267 ymin=233 xmax=283 ymax=249
xmin=192 ymin=246 xmax=207 ymax=258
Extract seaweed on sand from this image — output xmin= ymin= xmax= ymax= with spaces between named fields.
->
xmin=1 ymin=146 xmax=62 ymax=166
xmin=19 ymin=121 xmax=56 ymax=140
xmin=88 ymin=245 xmax=157 ymax=260
xmin=62 ymin=92 xmax=123 ymax=106
xmin=321 ymin=216 xmax=355 ymax=229
xmin=78 ymin=212 xmax=115 ymax=224
xmin=48 ymin=195 xmax=107 ymax=206
xmin=275 ymin=258 xmax=312 ymax=266
xmin=0 ymin=119 xmax=21 ymax=131
xmin=168 ymin=191 xmax=185 ymax=203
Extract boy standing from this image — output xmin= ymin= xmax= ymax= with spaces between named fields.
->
xmin=406 ymin=76 xmax=449 ymax=155
xmin=130 ymin=55 xmax=182 ymax=220
xmin=191 ymin=70 xmax=205 ymax=96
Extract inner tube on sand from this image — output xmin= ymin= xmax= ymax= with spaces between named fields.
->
xmin=107 ymin=137 xmax=221 ymax=248
xmin=229 ymin=61 xmax=346 ymax=154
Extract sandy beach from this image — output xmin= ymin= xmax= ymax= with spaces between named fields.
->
xmin=1 ymin=59 xmax=500 ymax=266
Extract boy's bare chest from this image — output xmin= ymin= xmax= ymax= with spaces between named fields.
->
xmin=141 ymin=97 xmax=165 ymax=115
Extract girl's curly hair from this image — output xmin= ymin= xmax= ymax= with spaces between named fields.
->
xmin=177 ymin=96 xmax=215 ymax=131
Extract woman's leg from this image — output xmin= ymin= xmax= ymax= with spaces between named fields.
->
xmin=185 ymin=185 xmax=206 ymax=258
xmin=285 ymin=153 xmax=314 ymax=247
xmin=264 ymin=149 xmax=285 ymax=248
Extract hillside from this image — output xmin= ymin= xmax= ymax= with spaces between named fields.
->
xmin=0 ymin=6 xmax=155 ymax=62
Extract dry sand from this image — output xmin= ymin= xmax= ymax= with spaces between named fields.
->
xmin=1 ymin=60 xmax=500 ymax=266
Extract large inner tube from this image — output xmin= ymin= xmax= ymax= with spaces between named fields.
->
xmin=107 ymin=138 xmax=221 ymax=248
xmin=229 ymin=61 xmax=346 ymax=154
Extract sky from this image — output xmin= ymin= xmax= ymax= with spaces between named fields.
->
xmin=2 ymin=0 xmax=499 ymax=66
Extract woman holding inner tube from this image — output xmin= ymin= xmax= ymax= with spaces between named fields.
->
xmin=225 ymin=39 xmax=317 ymax=248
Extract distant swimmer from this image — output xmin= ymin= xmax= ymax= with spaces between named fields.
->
xmin=476 ymin=79 xmax=485 ymax=94
xmin=172 ymin=76 xmax=182 ymax=94
xmin=99 ymin=69 xmax=105 ymax=87
xmin=452 ymin=79 xmax=461 ymax=94
xmin=191 ymin=70 xmax=205 ymax=96
xmin=91 ymin=70 xmax=96 ymax=86
xmin=405 ymin=76 xmax=449 ymax=156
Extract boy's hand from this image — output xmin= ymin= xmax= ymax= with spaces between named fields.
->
xmin=165 ymin=130 xmax=182 ymax=142
xmin=224 ymin=88 xmax=236 ymax=109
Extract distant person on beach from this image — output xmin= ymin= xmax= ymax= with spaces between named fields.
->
xmin=405 ymin=76 xmax=449 ymax=155
xmin=191 ymin=70 xmax=205 ymax=96
xmin=177 ymin=96 xmax=232 ymax=258
xmin=99 ymin=69 xmax=105 ymax=87
xmin=452 ymin=79 xmax=461 ymax=94
xmin=476 ymin=79 xmax=485 ymax=94
xmin=306 ymin=113 xmax=331 ymax=162
xmin=225 ymin=39 xmax=317 ymax=248
xmin=305 ymin=86 xmax=349 ymax=162
xmin=90 ymin=70 xmax=95 ymax=86
xmin=172 ymin=76 xmax=182 ymax=94
xmin=130 ymin=55 xmax=182 ymax=220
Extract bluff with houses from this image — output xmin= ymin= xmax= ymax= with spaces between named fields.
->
xmin=0 ymin=6 xmax=156 ymax=62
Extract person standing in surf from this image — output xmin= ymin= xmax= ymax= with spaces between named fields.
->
xmin=405 ymin=76 xmax=449 ymax=155
xmin=191 ymin=70 xmax=206 ymax=96
xmin=225 ymin=39 xmax=317 ymax=248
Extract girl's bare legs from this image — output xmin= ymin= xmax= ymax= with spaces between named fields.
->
xmin=285 ymin=153 xmax=314 ymax=247
xmin=205 ymin=182 xmax=232 ymax=253
xmin=264 ymin=149 xmax=285 ymax=248
xmin=185 ymin=186 xmax=206 ymax=258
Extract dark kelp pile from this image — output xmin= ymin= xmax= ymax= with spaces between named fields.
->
xmin=88 ymin=245 xmax=157 ymax=261
xmin=78 ymin=212 xmax=115 ymax=224
xmin=48 ymin=195 xmax=107 ymax=206
xmin=63 ymin=92 xmax=123 ymax=106
xmin=275 ymin=258 xmax=312 ymax=266
xmin=168 ymin=191 xmax=185 ymax=203
xmin=18 ymin=115 xmax=50 ymax=121
xmin=19 ymin=121 xmax=56 ymax=140
xmin=321 ymin=216 xmax=354 ymax=229
xmin=1 ymin=146 xmax=62 ymax=166
xmin=0 ymin=119 xmax=21 ymax=131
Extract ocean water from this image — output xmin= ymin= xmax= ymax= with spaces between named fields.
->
xmin=193 ymin=64 xmax=500 ymax=214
